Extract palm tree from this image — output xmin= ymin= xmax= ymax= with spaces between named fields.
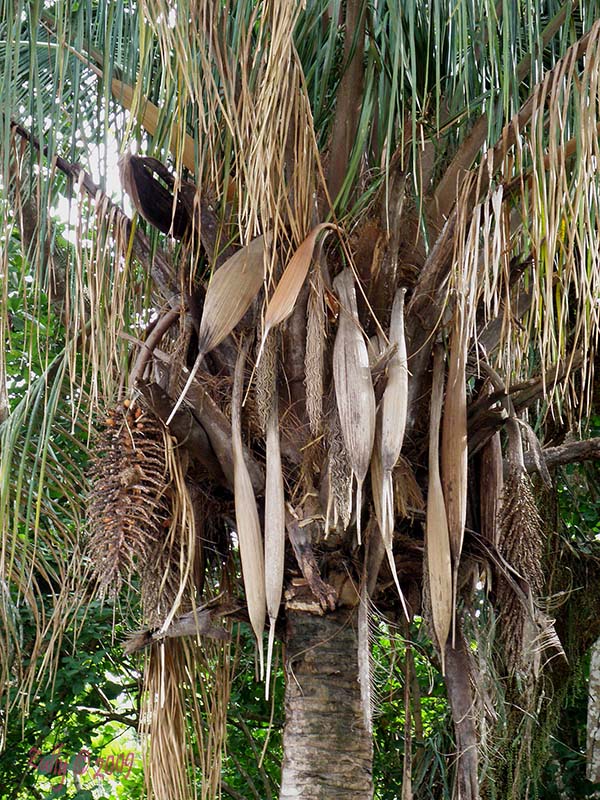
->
xmin=3 ymin=1 xmax=600 ymax=798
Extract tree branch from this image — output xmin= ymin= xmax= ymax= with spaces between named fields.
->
xmin=221 ymin=780 xmax=249 ymax=800
xmin=467 ymin=353 xmax=584 ymax=453
xmin=137 ymin=381 xmax=226 ymax=486
xmin=74 ymin=707 xmax=138 ymax=727
xmin=524 ymin=437 xmax=600 ymax=474
xmin=144 ymin=348 xmax=265 ymax=491
xmin=123 ymin=598 xmax=238 ymax=653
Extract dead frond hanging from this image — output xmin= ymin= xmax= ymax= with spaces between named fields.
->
xmin=370 ymin=443 xmax=409 ymax=618
xmin=119 ymin=153 xmax=193 ymax=239
xmin=168 ymin=235 xmax=267 ymax=422
xmin=441 ymin=304 xmax=468 ymax=636
xmin=376 ymin=285 xmax=409 ymax=605
xmin=256 ymin=331 xmax=286 ymax=699
xmin=264 ymin=391 xmax=285 ymax=699
xmin=425 ymin=345 xmax=453 ymax=671
xmin=259 ymin=223 xmax=337 ymax=363
xmin=332 ymin=269 xmax=376 ymax=544
xmin=231 ymin=339 xmax=266 ymax=675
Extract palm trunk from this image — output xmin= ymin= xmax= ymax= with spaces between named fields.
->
xmin=445 ymin=636 xmax=479 ymax=800
xmin=587 ymin=635 xmax=600 ymax=782
xmin=280 ymin=606 xmax=373 ymax=799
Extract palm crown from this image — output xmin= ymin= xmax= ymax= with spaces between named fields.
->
xmin=2 ymin=2 xmax=600 ymax=798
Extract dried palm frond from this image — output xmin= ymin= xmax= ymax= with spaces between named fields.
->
xmin=459 ymin=22 xmax=600 ymax=418
xmin=142 ymin=641 xmax=192 ymax=800
xmin=118 ymin=153 xmax=192 ymax=239
xmin=377 ymin=287 xmax=408 ymax=578
xmin=168 ymin=235 xmax=267 ymax=422
xmin=231 ymin=339 xmax=266 ymax=675
xmin=425 ymin=345 xmax=453 ymax=671
xmin=48 ymin=34 xmax=197 ymax=172
xmin=264 ymin=398 xmax=285 ymax=699
xmin=370 ymin=444 xmax=409 ymax=619
xmin=140 ymin=0 xmax=321 ymax=260
xmin=87 ymin=402 xmax=171 ymax=597
xmin=332 ymin=269 xmax=376 ymax=544
xmin=197 ymin=237 xmax=267 ymax=358
xmin=258 ymin=223 xmax=336 ymax=364
xmin=258 ymin=332 xmax=286 ymax=699
xmin=440 ymin=305 xmax=468 ymax=634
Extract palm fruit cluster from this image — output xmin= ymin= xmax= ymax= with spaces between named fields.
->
xmin=87 ymin=400 xmax=170 ymax=596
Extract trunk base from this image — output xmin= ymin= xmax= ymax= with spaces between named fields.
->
xmin=280 ymin=607 xmax=373 ymax=800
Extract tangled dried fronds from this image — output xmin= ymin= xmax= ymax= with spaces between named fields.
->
xmin=393 ymin=457 xmax=425 ymax=519
xmin=141 ymin=636 xmax=233 ymax=800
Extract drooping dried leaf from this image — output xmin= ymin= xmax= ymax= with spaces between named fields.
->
xmin=370 ymin=444 xmax=409 ymax=618
xmin=378 ymin=287 xmax=409 ymax=577
xmin=198 ymin=235 xmax=267 ymax=356
xmin=257 ymin=223 xmax=336 ymax=362
xmin=264 ymin=394 xmax=285 ymax=699
xmin=167 ymin=236 xmax=266 ymax=423
xmin=381 ymin=288 xmax=408 ymax=473
xmin=231 ymin=341 xmax=266 ymax=675
xmin=440 ymin=308 xmax=468 ymax=617
xmin=426 ymin=345 xmax=453 ymax=672
xmin=332 ymin=269 xmax=376 ymax=543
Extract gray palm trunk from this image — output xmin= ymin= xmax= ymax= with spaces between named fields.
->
xmin=280 ymin=607 xmax=373 ymax=799
xmin=587 ymin=636 xmax=600 ymax=783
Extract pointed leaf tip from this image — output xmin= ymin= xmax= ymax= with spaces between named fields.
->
xmin=258 ymin=224 xmax=337 ymax=364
